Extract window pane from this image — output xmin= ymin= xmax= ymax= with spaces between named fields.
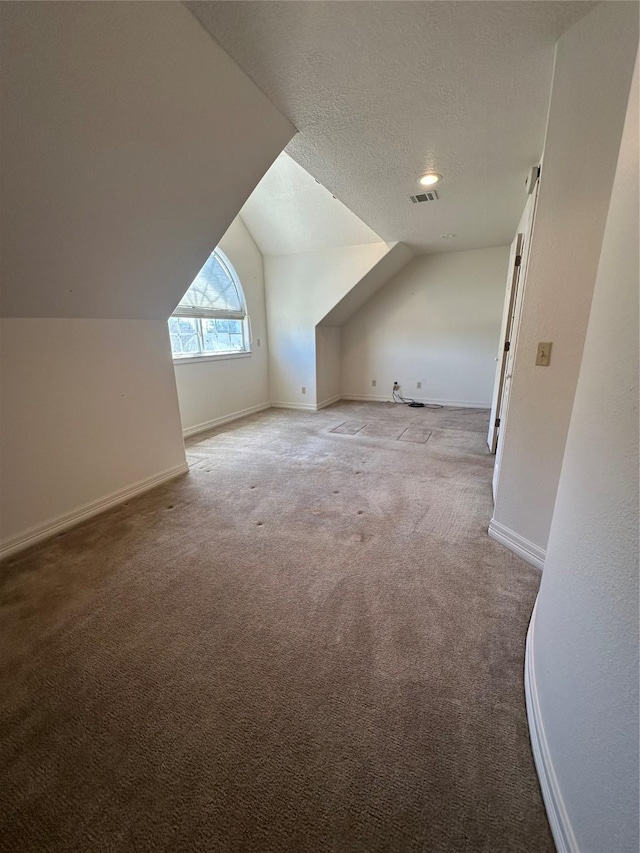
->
xmin=178 ymin=251 xmax=244 ymax=313
xmin=180 ymin=333 xmax=200 ymax=354
xmin=199 ymin=318 xmax=246 ymax=353
xmin=174 ymin=317 xmax=199 ymax=336
xmin=201 ymin=318 xmax=221 ymax=353
xmin=168 ymin=317 xmax=200 ymax=356
xmin=168 ymin=317 xmax=182 ymax=355
xmin=170 ymin=317 xmax=246 ymax=356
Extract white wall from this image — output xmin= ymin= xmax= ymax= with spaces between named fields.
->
xmin=265 ymin=242 xmax=390 ymax=407
xmin=341 ymin=247 xmax=509 ymax=406
xmin=492 ymin=1 xmax=639 ymax=551
xmin=315 ymin=327 xmax=341 ymax=407
xmin=0 ymin=320 xmax=186 ymax=555
xmin=0 ymin=2 xmax=294 ymax=320
xmin=529 ymin=56 xmax=638 ymax=852
xmin=0 ymin=2 xmax=294 ymax=557
xmin=173 ymin=216 xmax=270 ymax=433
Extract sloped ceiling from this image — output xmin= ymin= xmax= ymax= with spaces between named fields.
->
xmin=0 ymin=2 xmax=294 ymax=319
xmin=240 ymin=153 xmax=382 ymax=255
xmin=188 ymin=0 xmax=596 ymax=254
xmin=318 ymin=242 xmax=414 ymax=327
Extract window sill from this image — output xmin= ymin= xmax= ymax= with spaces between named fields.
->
xmin=173 ymin=351 xmax=252 ymax=366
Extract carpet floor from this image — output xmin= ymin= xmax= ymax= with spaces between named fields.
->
xmin=0 ymin=401 xmax=552 ymax=852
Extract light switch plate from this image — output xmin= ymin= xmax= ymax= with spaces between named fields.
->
xmin=536 ymin=342 xmax=552 ymax=366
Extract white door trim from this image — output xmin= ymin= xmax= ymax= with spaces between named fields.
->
xmin=488 ymin=232 xmax=524 ymax=453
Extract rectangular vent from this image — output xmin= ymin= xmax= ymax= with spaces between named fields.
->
xmin=409 ymin=191 xmax=439 ymax=203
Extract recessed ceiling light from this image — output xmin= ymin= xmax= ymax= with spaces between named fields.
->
xmin=441 ymin=233 xmax=456 ymax=240
xmin=419 ymin=173 xmax=441 ymax=186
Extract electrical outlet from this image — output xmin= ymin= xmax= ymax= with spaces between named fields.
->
xmin=372 ymin=380 xmax=376 ymax=387
xmin=301 ymin=386 xmax=306 ymax=394
xmin=393 ymin=381 xmax=400 ymax=390
xmin=256 ymin=338 xmax=261 ymax=347
xmin=416 ymin=381 xmax=422 ymax=389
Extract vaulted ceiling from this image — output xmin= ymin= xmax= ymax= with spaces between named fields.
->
xmin=188 ymin=0 xmax=595 ymax=253
xmin=240 ymin=153 xmax=383 ymax=256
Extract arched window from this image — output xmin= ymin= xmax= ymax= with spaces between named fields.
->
xmin=169 ymin=249 xmax=250 ymax=359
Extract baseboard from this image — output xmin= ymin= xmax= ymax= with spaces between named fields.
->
xmin=525 ymin=600 xmax=578 ymax=853
xmin=0 ymin=462 xmax=189 ymax=561
xmin=341 ymin=393 xmax=489 ymax=409
xmin=182 ymin=402 xmax=271 ymax=438
xmin=316 ymin=394 xmax=342 ymax=410
xmin=271 ymin=395 xmax=489 ymax=412
xmin=488 ymin=518 xmax=546 ymax=570
xmin=270 ymin=401 xmax=318 ymax=411
xmin=272 ymin=396 xmax=340 ymax=412
xmin=341 ymin=393 xmax=400 ymax=403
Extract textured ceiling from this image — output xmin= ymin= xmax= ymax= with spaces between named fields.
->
xmin=240 ymin=152 xmax=382 ymax=255
xmin=187 ymin=0 xmax=596 ymax=253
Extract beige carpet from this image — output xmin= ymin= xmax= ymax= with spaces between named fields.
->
xmin=0 ymin=402 xmax=552 ymax=852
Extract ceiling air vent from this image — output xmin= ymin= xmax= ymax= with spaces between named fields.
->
xmin=409 ymin=190 xmax=439 ymax=203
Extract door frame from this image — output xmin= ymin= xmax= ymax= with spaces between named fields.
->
xmin=491 ymin=176 xmax=541 ymax=502
xmin=487 ymin=231 xmax=524 ymax=454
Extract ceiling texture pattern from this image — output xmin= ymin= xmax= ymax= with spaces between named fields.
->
xmin=240 ymin=152 xmax=383 ymax=256
xmin=188 ymin=0 xmax=595 ymax=254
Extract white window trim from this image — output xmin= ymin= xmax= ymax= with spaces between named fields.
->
xmin=172 ymin=350 xmax=252 ymax=366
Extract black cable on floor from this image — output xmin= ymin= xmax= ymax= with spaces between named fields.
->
xmin=392 ymin=389 xmax=443 ymax=409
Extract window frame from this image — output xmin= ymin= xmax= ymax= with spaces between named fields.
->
xmin=169 ymin=248 xmax=252 ymax=363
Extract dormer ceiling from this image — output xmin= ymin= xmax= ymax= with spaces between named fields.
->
xmin=240 ymin=153 xmax=383 ymax=256
xmin=187 ymin=0 xmax=596 ymax=253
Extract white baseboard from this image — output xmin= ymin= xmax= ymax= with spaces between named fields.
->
xmin=0 ymin=462 xmax=189 ymax=561
xmin=342 ymin=393 xmax=401 ymax=403
xmin=270 ymin=401 xmax=318 ymax=411
xmin=271 ymin=395 xmax=488 ymax=412
xmin=341 ymin=393 xmax=490 ymax=408
xmin=271 ymin=396 xmax=340 ymax=412
xmin=316 ymin=394 xmax=342 ymax=410
xmin=488 ymin=518 xmax=546 ymax=570
xmin=525 ymin=600 xmax=578 ymax=853
xmin=182 ymin=402 xmax=271 ymax=438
